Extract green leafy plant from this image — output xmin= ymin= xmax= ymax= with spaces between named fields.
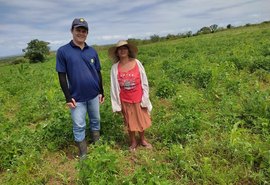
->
xmin=156 ymin=79 xmax=176 ymax=98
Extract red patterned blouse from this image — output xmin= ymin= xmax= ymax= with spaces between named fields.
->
xmin=117 ymin=63 xmax=143 ymax=103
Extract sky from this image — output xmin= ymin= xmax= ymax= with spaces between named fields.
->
xmin=0 ymin=0 xmax=269 ymax=57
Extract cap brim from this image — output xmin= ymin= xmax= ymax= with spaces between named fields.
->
xmin=73 ymin=25 xmax=88 ymax=29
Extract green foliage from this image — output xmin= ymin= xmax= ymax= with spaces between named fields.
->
xmin=210 ymin=24 xmax=218 ymax=33
xmin=227 ymin=24 xmax=232 ymax=29
xmin=120 ymin=152 xmax=175 ymax=184
xmin=198 ymin=26 xmax=212 ymax=34
xmin=194 ymin=69 xmax=212 ymax=88
xmin=0 ymin=22 xmax=270 ymax=184
xmin=157 ymin=111 xmax=201 ymax=145
xmin=156 ymin=79 xmax=176 ymax=98
xmin=11 ymin=57 xmax=28 ymax=65
xmin=0 ymin=126 xmax=42 ymax=170
xmin=23 ymin=39 xmax=50 ymax=63
xmin=78 ymin=143 xmax=120 ymax=184
xmin=150 ymin=34 xmax=161 ymax=42
xmin=39 ymin=113 xmax=73 ymax=151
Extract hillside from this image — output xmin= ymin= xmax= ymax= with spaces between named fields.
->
xmin=0 ymin=22 xmax=270 ymax=184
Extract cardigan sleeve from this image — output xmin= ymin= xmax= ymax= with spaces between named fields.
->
xmin=110 ymin=63 xmax=122 ymax=112
xmin=136 ymin=60 xmax=153 ymax=112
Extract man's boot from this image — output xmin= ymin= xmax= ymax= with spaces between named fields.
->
xmin=91 ymin=131 xmax=100 ymax=144
xmin=76 ymin=139 xmax=87 ymax=159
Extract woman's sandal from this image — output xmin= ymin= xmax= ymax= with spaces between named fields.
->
xmin=141 ymin=142 xmax=153 ymax=149
xmin=129 ymin=144 xmax=137 ymax=152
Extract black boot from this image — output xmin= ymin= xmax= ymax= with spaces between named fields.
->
xmin=76 ymin=139 xmax=87 ymax=159
xmin=91 ymin=131 xmax=100 ymax=144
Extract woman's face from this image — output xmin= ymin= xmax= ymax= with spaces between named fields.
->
xmin=117 ymin=45 xmax=129 ymax=58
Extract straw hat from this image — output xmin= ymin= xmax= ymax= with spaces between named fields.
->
xmin=108 ymin=40 xmax=138 ymax=63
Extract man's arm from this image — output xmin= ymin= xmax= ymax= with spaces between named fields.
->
xmin=58 ymin=72 xmax=72 ymax=103
xmin=97 ymin=70 xmax=104 ymax=98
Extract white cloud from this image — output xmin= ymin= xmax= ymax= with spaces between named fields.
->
xmin=0 ymin=0 xmax=269 ymax=57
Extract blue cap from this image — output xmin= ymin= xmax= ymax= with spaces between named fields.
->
xmin=71 ymin=18 xmax=88 ymax=30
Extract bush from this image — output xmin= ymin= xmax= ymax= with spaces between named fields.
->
xmin=39 ymin=110 xmax=73 ymax=151
xmin=194 ymin=70 xmax=212 ymax=88
xmin=11 ymin=57 xmax=28 ymax=65
xmin=78 ymin=144 xmax=119 ymax=184
xmin=249 ymin=56 xmax=270 ymax=72
xmin=156 ymin=79 xmax=176 ymax=98
xmin=156 ymin=111 xmax=201 ymax=145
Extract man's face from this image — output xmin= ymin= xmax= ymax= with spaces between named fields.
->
xmin=72 ymin=27 xmax=88 ymax=45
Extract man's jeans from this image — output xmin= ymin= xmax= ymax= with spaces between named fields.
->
xmin=70 ymin=95 xmax=100 ymax=142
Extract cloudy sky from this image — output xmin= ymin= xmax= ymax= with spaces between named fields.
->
xmin=0 ymin=0 xmax=269 ymax=57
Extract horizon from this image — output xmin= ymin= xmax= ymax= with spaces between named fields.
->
xmin=1 ymin=20 xmax=268 ymax=59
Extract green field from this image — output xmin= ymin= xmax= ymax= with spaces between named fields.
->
xmin=0 ymin=23 xmax=270 ymax=184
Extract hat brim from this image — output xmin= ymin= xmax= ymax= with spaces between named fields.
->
xmin=108 ymin=43 xmax=138 ymax=63
xmin=73 ymin=25 xmax=88 ymax=30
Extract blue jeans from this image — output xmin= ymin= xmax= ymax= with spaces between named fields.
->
xmin=70 ymin=95 xmax=100 ymax=142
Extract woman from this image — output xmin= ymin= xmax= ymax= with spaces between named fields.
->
xmin=109 ymin=40 xmax=153 ymax=151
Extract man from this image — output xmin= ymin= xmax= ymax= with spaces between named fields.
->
xmin=56 ymin=18 xmax=105 ymax=158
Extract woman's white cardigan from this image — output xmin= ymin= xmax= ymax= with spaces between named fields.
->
xmin=110 ymin=59 xmax=152 ymax=113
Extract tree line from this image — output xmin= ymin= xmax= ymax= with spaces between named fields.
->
xmin=127 ymin=21 xmax=270 ymax=45
xmin=22 ymin=20 xmax=270 ymax=64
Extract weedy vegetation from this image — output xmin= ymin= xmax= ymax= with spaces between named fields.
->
xmin=0 ymin=22 xmax=270 ymax=184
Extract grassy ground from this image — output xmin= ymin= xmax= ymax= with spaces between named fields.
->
xmin=0 ymin=22 xmax=270 ymax=184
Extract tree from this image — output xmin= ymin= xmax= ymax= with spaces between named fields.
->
xmin=227 ymin=24 xmax=232 ymax=29
xmin=127 ymin=38 xmax=142 ymax=45
xmin=209 ymin=24 xmax=218 ymax=33
xmin=150 ymin=34 xmax=160 ymax=42
xmin=197 ymin=27 xmax=211 ymax=34
xmin=166 ymin=34 xmax=177 ymax=40
xmin=23 ymin=39 xmax=50 ymax=63
xmin=185 ymin=31 xmax=192 ymax=37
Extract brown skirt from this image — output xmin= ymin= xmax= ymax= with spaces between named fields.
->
xmin=121 ymin=102 xmax=151 ymax=132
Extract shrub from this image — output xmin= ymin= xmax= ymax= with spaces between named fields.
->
xmin=249 ymin=56 xmax=270 ymax=72
xmin=39 ymin=110 xmax=73 ymax=151
xmin=194 ymin=70 xmax=212 ymax=88
xmin=11 ymin=57 xmax=28 ymax=65
xmin=157 ymin=111 xmax=201 ymax=145
xmin=78 ymin=144 xmax=119 ymax=184
xmin=156 ymin=79 xmax=176 ymax=98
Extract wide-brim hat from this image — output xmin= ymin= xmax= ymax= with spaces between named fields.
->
xmin=108 ymin=40 xmax=138 ymax=63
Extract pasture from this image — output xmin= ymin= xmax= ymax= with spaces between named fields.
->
xmin=0 ymin=22 xmax=269 ymax=184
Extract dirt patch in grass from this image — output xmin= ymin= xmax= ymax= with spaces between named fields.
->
xmin=44 ymin=145 xmax=78 ymax=185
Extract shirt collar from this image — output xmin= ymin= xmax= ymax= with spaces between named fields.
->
xmin=69 ymin=40 xmax=89 ymax=49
